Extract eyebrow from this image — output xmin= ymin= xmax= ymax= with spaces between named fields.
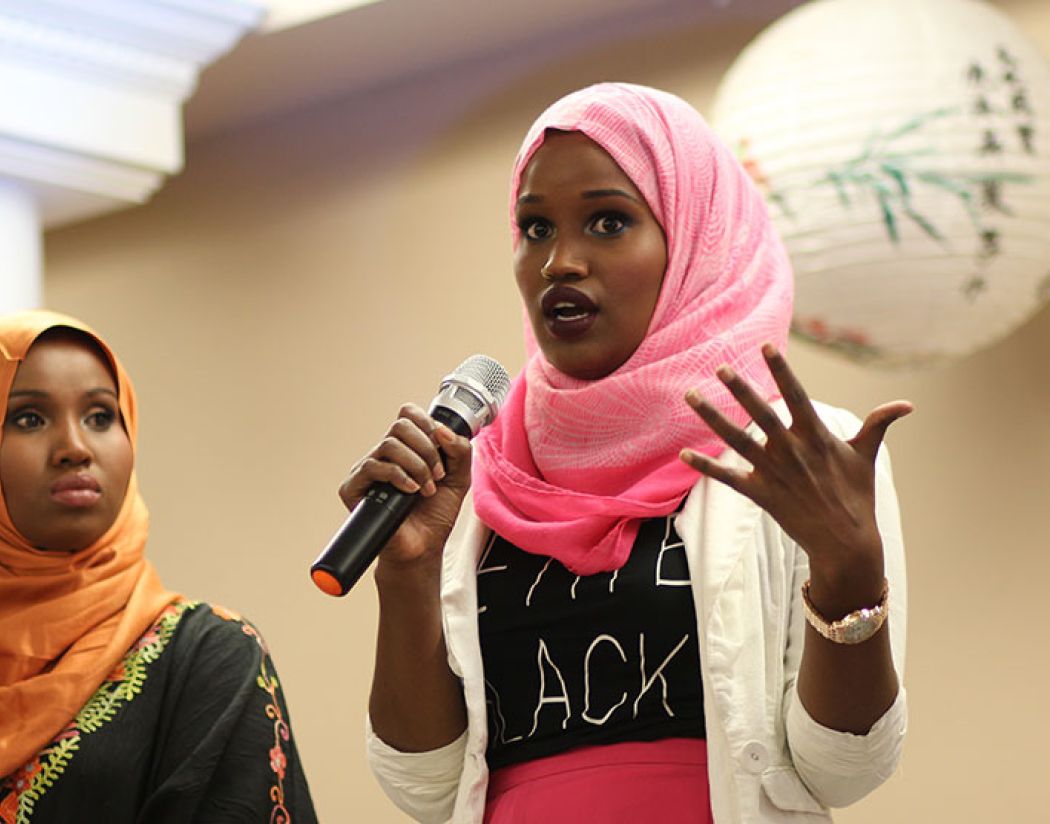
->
xmin=8 ymin=387 xmax=118 ymax=401
xmin=517 ymin=188 xmax=642 ymax=206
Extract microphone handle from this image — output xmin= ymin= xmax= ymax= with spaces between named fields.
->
xmin=310 ymin=405 xmax=473 ymax=597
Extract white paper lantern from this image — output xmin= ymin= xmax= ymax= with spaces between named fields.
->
xmin=710 ymin=0 xmax=1050 ymax=367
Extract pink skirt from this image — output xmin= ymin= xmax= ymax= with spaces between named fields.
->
xmin=483 ymin=738 xmax=714 ymax=823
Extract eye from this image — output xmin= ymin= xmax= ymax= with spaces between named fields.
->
xmin=7 ymin=409 xmax=45 ymax=431
xmin=85 ymin=408 xmax=117 ymax=431
xmin=589 ymin=212 xmax=631 ymax=236
xmin=519 ymin=217 xmax=553 ymax=241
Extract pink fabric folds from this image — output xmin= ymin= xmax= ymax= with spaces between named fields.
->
xmin=471 ymin=83 xmax=793 ymax=575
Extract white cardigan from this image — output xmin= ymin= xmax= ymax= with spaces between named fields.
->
xmin=366 ymin=402 xmax=908 ymax=823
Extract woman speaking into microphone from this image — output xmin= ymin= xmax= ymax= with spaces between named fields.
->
xmin=340 ymin=83 xmax=909 ymax=823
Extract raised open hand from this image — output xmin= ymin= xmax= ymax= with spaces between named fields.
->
xmin=679 ymin=344 xmax=912 ymax=595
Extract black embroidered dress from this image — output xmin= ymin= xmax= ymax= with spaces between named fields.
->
xmin=0 ymin=601 xmax=316 ymax=824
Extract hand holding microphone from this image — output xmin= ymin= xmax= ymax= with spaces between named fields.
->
xmin=311 ymin=355 xmax=510 ymax=597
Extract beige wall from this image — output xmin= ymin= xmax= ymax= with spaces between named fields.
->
xmin=43 ymin=1 xmax=1050 ymax=820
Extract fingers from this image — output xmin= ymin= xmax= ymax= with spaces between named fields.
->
xmin=760 ymin=344 xmax=825 ymax=436
xmin=678 ymin=447 xmax=751 ymax=495
xmin=433 ymin=421 xmax=473 ymax=491
xmin=338 ymin=403 xmax=465 ymax=510
xmin=851 ymin=400 xmax=914 ymax=463
xmin=684 ymin=389 xmax=767 ymax=468
xmin=713 ymin=363 xmax=788 ymax=442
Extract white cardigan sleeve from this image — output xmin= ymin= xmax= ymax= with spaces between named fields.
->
xmin=362 ymin=502 xmax=490 ymax=824
xmin=782 ymin=404 xmax=908 ymax=807
xmin=365 ymin=716 xmax=466 ymax=823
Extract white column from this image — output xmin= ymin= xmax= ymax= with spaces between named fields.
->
xmin=0 ymin=177 xmax=41 ymax=313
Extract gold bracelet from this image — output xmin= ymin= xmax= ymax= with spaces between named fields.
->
xmin=801 ymin=578 xmax=889 ymax=645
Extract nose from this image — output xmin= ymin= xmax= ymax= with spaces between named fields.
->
xmin=541 ymin=238 xmax=588 ymax=282
xmin=50 ymin=417 xmax=92 ymax=468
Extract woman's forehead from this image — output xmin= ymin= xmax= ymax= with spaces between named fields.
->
xmin=24 ymin=329 xmax=117 ymax=385
xmin=15 ymin=335 xmax=116 ymax=389
xmin=520 ymin=132 xmax=634 ymax=187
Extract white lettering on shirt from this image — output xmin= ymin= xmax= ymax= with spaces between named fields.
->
xmin=582 ymin=634 xmax=628 ymax=725
xmin=485 ymin=677 xmax=523 ymax=745
xmin=528 ymin=639 xmax=572 ymax=736
xmin=477 ymin=533 xmax=507 ymax=615
xmin=525 ymin=558 xmax=554 ymax=607
xmin=633 ymin=633 xmax=689 ymax=718
xmin=655 ymin=518 xmax=690 ymax=587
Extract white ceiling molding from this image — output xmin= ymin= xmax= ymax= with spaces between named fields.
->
xmin=0 ymin=0 xmax=264 ymax=228
xmin=260 ymin=0 xmax=384 ymax=33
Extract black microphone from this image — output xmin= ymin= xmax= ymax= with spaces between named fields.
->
xmin=310 ymin=354 xmax=511 ymax=597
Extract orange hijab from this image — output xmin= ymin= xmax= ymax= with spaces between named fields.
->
xmin=0 ymin=310 xmax=178 ymax=778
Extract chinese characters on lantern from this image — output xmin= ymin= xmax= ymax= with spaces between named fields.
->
xmin=963 ymin=45 xmax=1038 ymax=299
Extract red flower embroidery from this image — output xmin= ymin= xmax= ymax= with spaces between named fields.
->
xmin=0 ymin=758 xmax=42 ymax=821
xmin=130 ymin=627 xmax=161 ymax=654
xmin=0 ymin=790 xmax=19 ymax=823
xmin=8 ymin=760 xmax=41 ymax=793
xmin=268 ymin=745 xmax=287 ymax=781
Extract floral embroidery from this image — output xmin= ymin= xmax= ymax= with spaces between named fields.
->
xmin=210 ymin=606 xmax=291 ymax=823
xmin=0 ymin=762 xmax=40 ymax=824
xmin=3 ymin=604 xmax=299 ymax=824
xmin=0 ymin=600 xmax=194 ymax=824
xmin=269 ymin=745 xmax=288 ymax=781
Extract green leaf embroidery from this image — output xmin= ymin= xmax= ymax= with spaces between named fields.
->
xmin=6 ymin=602 xmax=196 ymax=822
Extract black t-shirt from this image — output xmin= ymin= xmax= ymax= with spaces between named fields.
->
xmin=478 ymin=515 xmax=705 ymax=770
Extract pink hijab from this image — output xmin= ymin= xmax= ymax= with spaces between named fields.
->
xmin=472 ymin=83 xmax=793 ymax=575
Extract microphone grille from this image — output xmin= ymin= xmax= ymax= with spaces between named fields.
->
xmin=451 ymin=354 xmax=511 ymax=411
